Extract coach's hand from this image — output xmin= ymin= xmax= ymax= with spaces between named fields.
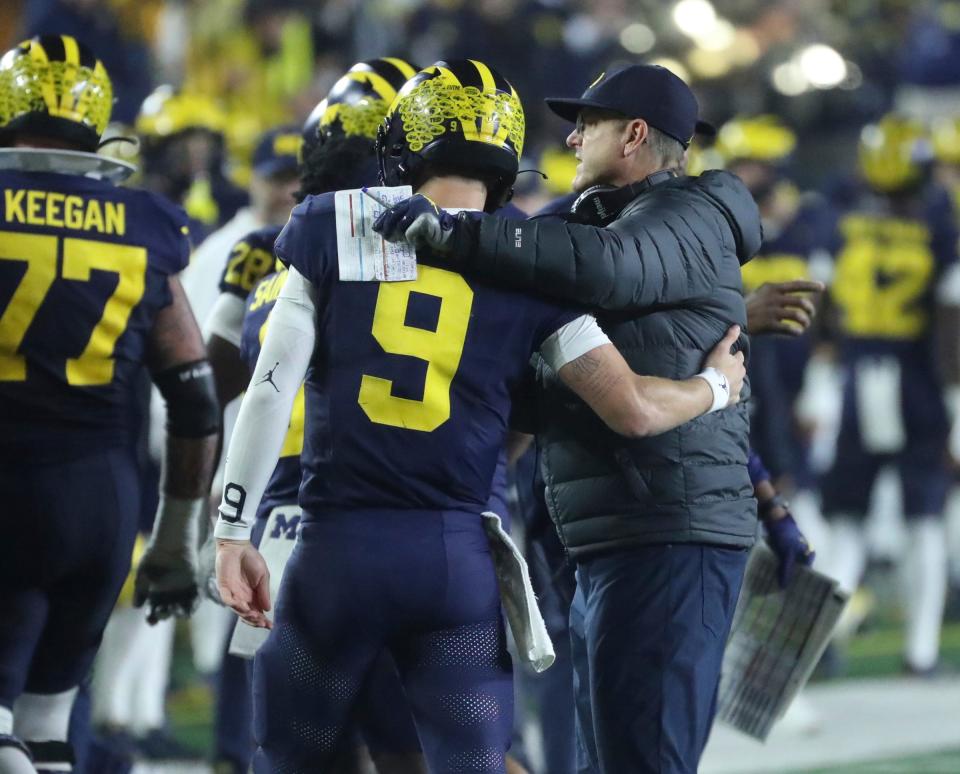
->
xmin=763 ymin=507 xmax=815 ymax=588
xmin=134 ymin=541 xmax=199 ymax=625
xmin=703 ymin=325 xmax=746 ymax=407
xmin=216 ymin=539 xmax=272 ymax=628
xmin=746 ymin=280 xmax=824 ymax=336
xmin=373 ymin=194 xmax=458 ymax=254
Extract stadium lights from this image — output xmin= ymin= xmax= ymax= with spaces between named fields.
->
xmin=798 ymin=44 xmax=847 ymax=88
xmin=771 ymin=44 xmax=853 ymax=96
xmin=694 ymin=18 xmax=736 ymax=52
xmin=650 ymin=56 xmax=691 ymax=83
xmin=619 ymin=23 xmax=656 ymax=55
xmin=688 ymin=47 xmax=733 ymax=79
xmin=672 ymin=0 xmax=717 ymax=39
xmin=771 ymin=61 xmax=809 ymax=96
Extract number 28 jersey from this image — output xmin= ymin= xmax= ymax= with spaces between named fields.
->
xmin=0 ymin=169 xmax=190 ymax=460
xmin=275 ymin=192 xmax=581 ymax=514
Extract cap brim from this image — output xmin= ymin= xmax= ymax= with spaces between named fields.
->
xmin=694 ymin=119 xmax=716 ymax=138
xmin=544 ymin=97 xmax=618 ymax=122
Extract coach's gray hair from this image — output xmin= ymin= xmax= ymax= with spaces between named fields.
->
xmin=647 ymin=126 xmax=686 ymax=171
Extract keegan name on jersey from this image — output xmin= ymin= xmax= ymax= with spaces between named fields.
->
xmin=0 ymin=169 xmax=190 ymax=460
xmin=274 ymin=192 xmax=579 ymax=516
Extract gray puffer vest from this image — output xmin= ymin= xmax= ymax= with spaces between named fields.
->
xmin=452 ymin=170 xmax=762 ymax=558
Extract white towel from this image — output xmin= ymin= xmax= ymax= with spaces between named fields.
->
xmin=481 ymin=512 xmax=555 ymax=672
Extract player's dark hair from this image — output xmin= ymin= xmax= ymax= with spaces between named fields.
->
xmin=296 ymin=134 xmax=376 ymax=201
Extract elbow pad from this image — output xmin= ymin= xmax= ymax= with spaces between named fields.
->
xmin=153 ymin=360 xmax=221 ymax=437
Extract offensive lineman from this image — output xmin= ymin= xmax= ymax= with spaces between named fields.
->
xmin=214 ymin=59 xmax=745 ymax=772
xmin=0 ymin=36 xmax=218 ymax=773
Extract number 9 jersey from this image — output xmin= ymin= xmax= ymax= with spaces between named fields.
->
xmin=0 ymin=168 xmax=190 ymax=461
xmin=274 ymin=192 xmax=582 ymax=515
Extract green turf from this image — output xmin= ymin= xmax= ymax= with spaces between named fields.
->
xmin=796 ymin=747 xmax=960 ymax=773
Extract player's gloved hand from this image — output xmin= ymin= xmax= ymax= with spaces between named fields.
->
xmin=216 ymin=539 xmax=272 ymax=628
xmin=134 ymin=545 xmax=199 ymax=624
xmin=762 ymin=503 xmax=815 ymax=588
xmin=133 ymin=496 xmax=203 ymax=625
xmin=372 ymin=194 xmax=458 ymax=254
xmin=746 ymin=280 xmax=825 ymax=336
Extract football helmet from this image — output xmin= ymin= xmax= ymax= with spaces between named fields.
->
xmin=135 ymin=85 xmax=226 ymax=141
xmin=377 ymin=59 xmax=525 ymax=211
xmin=301 ymin=57 xmax=418 ymax=160
xmin=858 ymin=114 xmax=929 ymax=192
xmin=931 ymin=116 xmax=960 ymax=165
xmin=0 ymin=35 xmax=112 ymax=152
xmin=715 ymin=115 xmax=796 ymax=164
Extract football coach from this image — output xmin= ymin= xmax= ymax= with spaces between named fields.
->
xmin=375 ymin=63 xmax=762 ymax=773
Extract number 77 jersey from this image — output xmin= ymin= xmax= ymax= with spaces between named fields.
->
xmin=275 ymin=192 xmax=583 ymax=514
xmin=0 ymin=168 xmax=190 ymax=461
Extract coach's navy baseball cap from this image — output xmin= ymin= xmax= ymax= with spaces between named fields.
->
xmin=251 ymin=125 xmax=302 ymax=178
xmin=545 ymin=64 xmax=714 ymax=147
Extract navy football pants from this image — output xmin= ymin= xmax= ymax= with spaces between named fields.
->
xmin=252 ymin=508 xmax=514 ymax=773
xmin=571 ymin=544 xmax=747 ymax=774
xmin=0 ymin=449 xmax=139 ymax=707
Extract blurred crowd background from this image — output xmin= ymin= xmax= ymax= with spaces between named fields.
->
xmin=6 ymin=0 xmax=960 ymax=190
xmin=6 ymin=0 xmax=960 ymax=770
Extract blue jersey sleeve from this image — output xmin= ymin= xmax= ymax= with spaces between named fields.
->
xmin=528 ymin=298 xmax=587 ymax=356
xmin=218 ymin=225 xmax=282 ymax=299
xmin=139 ymin=190 xmax=192 ymax=276
xmin=274 ymin=193 xmax=337 ymax=287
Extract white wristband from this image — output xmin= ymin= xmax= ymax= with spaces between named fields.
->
xmin=696 ymin=367 xmax=730 ymax=413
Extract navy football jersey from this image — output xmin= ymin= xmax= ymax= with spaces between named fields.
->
xmin=744 ymin=198 xmax=838 ymax=479
xmin=829 ymin=183 xmax=958 ymax=370
xmin=218 ymin=224 xmax=283 ymax=301
xmin=275 ymin=193 xmax=580 ymax=514
xmin=239 ymin=268 xmax=304 ymax=516
xmin=0 ymin=169 xmax=190 ymax=461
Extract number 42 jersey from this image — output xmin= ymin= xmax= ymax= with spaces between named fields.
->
xmin=275 ymin=192 xmax=586 ymax=515
xmin=0 ymin=169 xmax=190 ymax=461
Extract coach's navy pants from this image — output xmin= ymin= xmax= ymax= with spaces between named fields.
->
xmin=571 ymin=543 xmax=747 ymax=774
xmin=252 ymin=508 xmax=514 ymax=773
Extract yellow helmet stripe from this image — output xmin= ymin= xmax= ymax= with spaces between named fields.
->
xmin=382 ymin=57 xmax=417 ymax=81
xmin=27 ymin=40 xmax=60 ymax=117
xmin=472 ymin=59 xmax=510 ymax=147
xmin=59 ymin=35 xmax=81 ymax=117
xmin=353 ymin=71 xmax=400 ymax=104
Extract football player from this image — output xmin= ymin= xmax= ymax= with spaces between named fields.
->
xmin=202 ymin=58 xmax=426 ymax=774
xmin=0 ymin=35 xmax=218 ymax=773
xmin=716 ymin=115 xmax=835 ymax=494
xmin=820 ymin=114 xmax=960 ymax=674
xmin=213 ymin=59 xmax=745 ymax=772
xmin=136 ymin=87 xmax=248 ymax=242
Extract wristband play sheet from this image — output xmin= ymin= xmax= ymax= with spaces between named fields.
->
xmin=334 ymin=185 xmax=417 ymax=282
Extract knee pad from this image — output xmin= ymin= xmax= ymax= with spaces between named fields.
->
xmin=0 ymin=735 xmax=35 ymax=774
